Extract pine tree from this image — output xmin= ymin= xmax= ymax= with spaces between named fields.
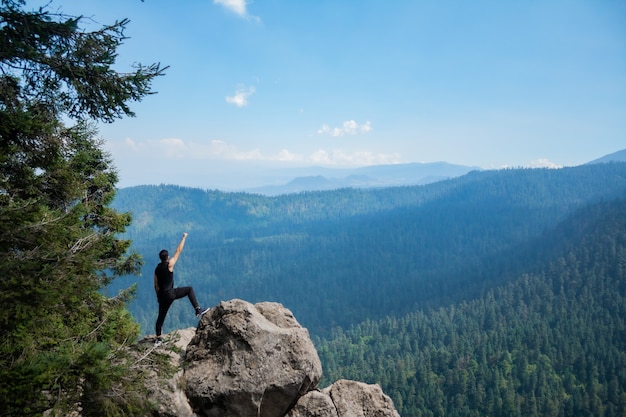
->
xmin=0 ymin=1 xmax=165 ymax=415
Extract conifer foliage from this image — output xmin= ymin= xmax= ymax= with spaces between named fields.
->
xmin=0 ymin=1 xmax=164 ymax=415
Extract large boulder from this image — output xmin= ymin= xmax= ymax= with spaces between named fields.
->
xmin=138 ymin=299 xmax=401 ymax=417
xmin=183 ymin=299 xmax=323 ymax=417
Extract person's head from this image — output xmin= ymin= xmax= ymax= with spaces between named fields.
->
xmin=159 ymin=249 xmax=169 ymax=262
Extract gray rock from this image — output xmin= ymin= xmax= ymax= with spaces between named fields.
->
xmin=144 ymin=328 xmax=197 ymax=417
xmin=286 ymin=390 xmax=339 ymax=417
xmin=138 ymin=299 xmax=401 ymax=417
xmin=286 ymin=380 xmax=401 ymax=417
xmin=323 ymin=380 xmax=401 ymax=417
xmin=184 ymin=299 xmax=323 ymax=417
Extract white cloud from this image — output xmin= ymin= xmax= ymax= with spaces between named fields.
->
xmin=159 ymin=138 xmax=187 ymax=157
xmin=318 ymin=120 xmax=373 ymax=137
xmin=189 ymin=139 xmax=262 ymax=160
xmin=359 ymin=121 xmax=373 ymax=134
xmin=276 ymin=149 xmax=304 ymax=162
xmin=114 ymin=137 xmax=283 ymax=163
xmin=310 ymin=149 xmax=331 ymax=164
xmin=213 ymin=0 xmax=260 ymax=22
xmin=214 ymin=0 xmax=247 ymax=16
xmin=110 ymin=137 xmax=399 ymax=168
xmin=106 ymin=136 xmax=405 ymax=189
xmin=528 ymin=158 xmax=563 ymax=169
xmin=124 ymin=137 xmax=140 ymax=151
xmin=310 ymin=149 xmax=400 ymax=166
xmin=226 ymin=86 xmax=256 ymax=107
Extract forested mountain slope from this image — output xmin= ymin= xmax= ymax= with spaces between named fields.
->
xmin=110 ymin=163 xmax=626 ymax=337
xmin=317 ymin=198 xmax=626 ymax=417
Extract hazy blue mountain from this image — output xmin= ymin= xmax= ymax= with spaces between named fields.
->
xmin=586 ymin=148 xmax=626 ymax=164
xmin=110 ymin=163 xmax=626 ymax=338
xmin=242 ymin=161 xmax=480 ymax=195
xmin=240 ymin=151 xmax=626 ymax=195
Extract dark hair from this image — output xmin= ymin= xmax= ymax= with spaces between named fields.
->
xmin=159 ymin=249 xmax=169 ymax=262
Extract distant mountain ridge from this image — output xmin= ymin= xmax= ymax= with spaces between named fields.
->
xmin=237 ymin=149 xmax=626 ymax=195
xmin=243 ymin=161 xmax=480 ymax=195
xmin=586 ymin=148 xmax=626 ymax=164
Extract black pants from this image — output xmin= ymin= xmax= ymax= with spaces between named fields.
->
xmin=155 ymin=286 xmax=199 ymax=337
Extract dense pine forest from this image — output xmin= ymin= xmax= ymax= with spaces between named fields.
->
xmin=317 ymin=198 xmax=626 ymax=416
xmin=110 ymin=162 xmax=626 ymax=416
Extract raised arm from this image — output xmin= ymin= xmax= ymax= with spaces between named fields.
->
xmin=168 ymin=232 xmax=188 ymax=271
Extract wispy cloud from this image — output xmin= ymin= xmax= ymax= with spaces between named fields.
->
xmin=226 ymin=86 xmax=256 ymax=107
xmin=276 ymin=149 xmax=304 ymax=162
xmin=318 ymin=120 xmax=373 ymax=137
xmin=310 ymin=149 xmax=399 ymax=166
xmin=213 ymin=0 xmax=260 ymax=22
xmin=109 ymin=138 xmax=398 ymax=167
xmin=214 ymin=0 xmax=246 ymax=15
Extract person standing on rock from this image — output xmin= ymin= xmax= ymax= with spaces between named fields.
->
xmin=154 ymin=232 xmax=210 ymax=346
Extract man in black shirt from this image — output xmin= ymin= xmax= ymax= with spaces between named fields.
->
xmin=154 ymin=232 xmax=209 ymax=346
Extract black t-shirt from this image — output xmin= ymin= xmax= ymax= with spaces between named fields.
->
xmin=155 ymin=261 xmax=174 ymax=293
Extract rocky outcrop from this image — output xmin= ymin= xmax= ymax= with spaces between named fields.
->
xmin=185 ymin=299 xmax=322 ymax=417
xmin=286 ymin=380 xmax=401 ymax=417
xmin=143 ymin=328 xmax=196 ymax=417
xmin=322 ymin=380 xmax=400 ymax=417
xmin=144 ymin=299 xmax=400 ymax=417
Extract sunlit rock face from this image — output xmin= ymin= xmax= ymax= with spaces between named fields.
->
xmin=143 ymin=299 xmax=401 ymax=417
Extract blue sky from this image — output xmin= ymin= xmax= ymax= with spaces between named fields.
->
xmin=38 ymin=0 xmax=625 ymax=189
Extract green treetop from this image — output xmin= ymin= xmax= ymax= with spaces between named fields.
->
xmin=0 ymin=0 xmax=166 ymax=415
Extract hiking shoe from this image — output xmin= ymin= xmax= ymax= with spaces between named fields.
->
xmin=196 ymin=306 xmax=211 ymax=318
xmin=154 ymin=337 xmax=163 ymax=347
